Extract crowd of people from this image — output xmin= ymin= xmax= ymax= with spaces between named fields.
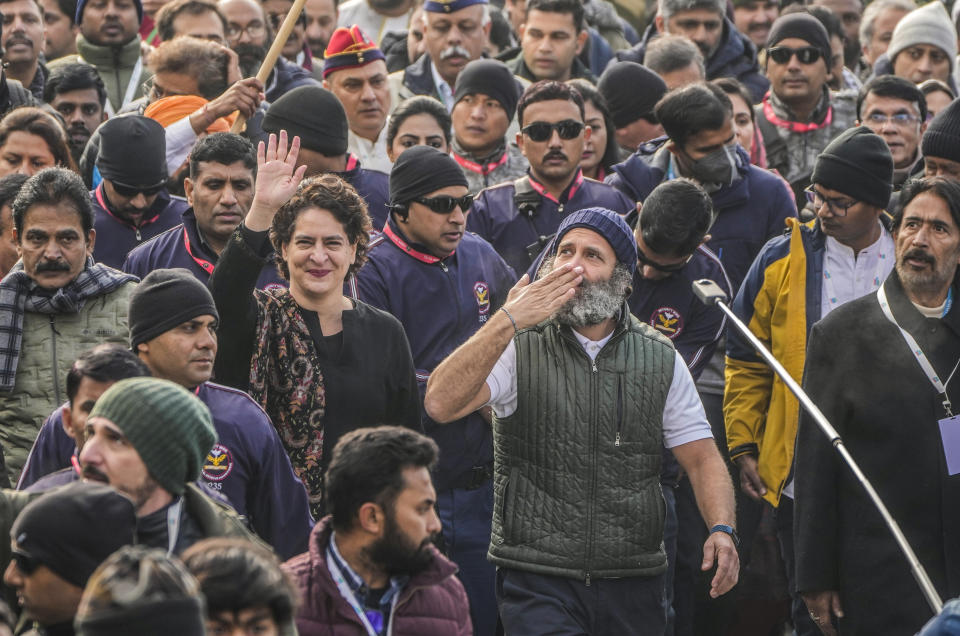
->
xmin=0 ymin=0 xmax=956 ymax=632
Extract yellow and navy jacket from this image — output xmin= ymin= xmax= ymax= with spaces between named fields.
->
xmin=723 ymin=217 xmax=824 ymax=507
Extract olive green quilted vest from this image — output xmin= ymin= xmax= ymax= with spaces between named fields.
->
xmin=489 ymin=312 xmax=675 ymax=581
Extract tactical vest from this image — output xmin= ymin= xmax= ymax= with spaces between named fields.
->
xmin=489 ymin=313 xmax=675 ymax=581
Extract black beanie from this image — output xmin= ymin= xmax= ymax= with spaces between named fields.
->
xmin=129 ymin=269 xmax=219 ymax=349
xmin=454 ymin=59 xmax=522 ymax=120
xmin=96 ymin=116 xmax=167 ymax=188
xmin=598 ymin=62 xmax=667 ymax=129
xmin=390 ymin=146 xmax=468 ymax=206
xmin=11 ymin=482 xmax=137 ymax=589
xmin=922 ymin=97 xmax=960 ymax=163
xmin=766 ymin=13 xmax=832 ymax=67
xmin=263 ymin=86 xmax=349 ymax=156
xmin=812 ymin=126 xmax=893 ymax=209
xmin=76 ymin=0 xmax=142 ymax=23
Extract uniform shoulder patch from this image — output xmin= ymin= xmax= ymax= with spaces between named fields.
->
xmin=202 ymin=443 xmax=234 ymax=482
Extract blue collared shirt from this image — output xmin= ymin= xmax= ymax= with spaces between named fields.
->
xmin=327 ymin=532 xmax=409 ymax=635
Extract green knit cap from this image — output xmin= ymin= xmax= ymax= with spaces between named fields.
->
xmin=89 ymin=377 xmax=217 ymax=495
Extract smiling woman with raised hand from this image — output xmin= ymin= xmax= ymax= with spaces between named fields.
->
xmin=210 ymin=131 xmax=423 ymax=518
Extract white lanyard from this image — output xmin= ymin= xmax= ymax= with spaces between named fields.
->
xmin=92 ymin=55 xmax=142 ymax=116
xmin=823 ymin=250 xmax=889 ymax=310
xmin=877 ymin=285 xmax=960 ymax=416
xmin=166 ymin=498 xmax=182 ymax=555
xmin=326 ymin=549 xmax=395 ymax=636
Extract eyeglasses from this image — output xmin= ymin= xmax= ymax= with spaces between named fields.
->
xmin=110 ymin=180 xmax=165 ymax=198
xmin=414 ymin=194 xmax=474 ymax=214
xmin=866 ymin=111 xmax=921 ymax=127
xmin=521 ymin=120 xmax=584 ymax=142
xmin=637 ymin=245 xmax=692 ymax=273
xmin=11 ymin=549 xmax=39 ymax=575
xmin=767 ymin=45 xmax=822 ymax=65
xmin=804 ymin=185 xmax=857 ymax=217
xmin=267 ymin=10 xmax=306 ymax=31
xmin=225 ymin=21 xmax=266 ymax=42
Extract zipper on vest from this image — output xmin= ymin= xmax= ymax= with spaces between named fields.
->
xmin=585 ymin=572 xmax=591 ymax=586
xmin=439 ymin=261 xmax=448 ymax=272
xmin=591 ymin=359 xmax=597 ymax=373
xmin=615 ymin=376 xmax=623 ymax=447
xmin=135 ymin=227 xmax=142 ymax=241
xmin=49 ymin=315 xmax=60 ymax=405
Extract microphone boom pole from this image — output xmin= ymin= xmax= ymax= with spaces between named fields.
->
xmin=691 ymin=278 xmax=944 ymax=615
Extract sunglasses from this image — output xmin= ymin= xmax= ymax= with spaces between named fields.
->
xmin=521 ymin=120 xmax=584 ymax=142
xmin=110 ymin=181 xmax=165 ymax=198
xmin=11 ymin=549 xmax=39 ymax=575
xmin=768 ymin=45 xmax=822 ymax=65
xmin=414 ymin=194 xmax=474 ymax=214
xmin=637 ymin=246 xmax=692 ymax=273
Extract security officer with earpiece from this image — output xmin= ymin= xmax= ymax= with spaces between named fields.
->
xmin=347 ymin=145 xmax=516 ymax=636
xmin=466 ymin=80 xmax=634 ymax=275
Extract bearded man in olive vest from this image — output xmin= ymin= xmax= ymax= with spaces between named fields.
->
xmin=426 ymin=207 xmax=739 ymax=634
xmin=0 ymin=168 xmax=136 ymax=485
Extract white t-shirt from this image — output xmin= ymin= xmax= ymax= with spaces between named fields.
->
xmin=485 ymin=329 xmax=713 ymax=449
xmin=336 ymin=0 xmax=412 ymax=45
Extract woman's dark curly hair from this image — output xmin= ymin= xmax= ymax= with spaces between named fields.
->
xmin=270 ymin=174 xmax=372 ymax=280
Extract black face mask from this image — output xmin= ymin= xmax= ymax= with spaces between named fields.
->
xmin=679 ymin=141 xmax=740 ymax=190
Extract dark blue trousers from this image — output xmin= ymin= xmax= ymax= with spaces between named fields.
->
xmin=437 ymin=481 xmax=497 ymax=636
xmin=497 ymin=566 xmax=667 ymax=635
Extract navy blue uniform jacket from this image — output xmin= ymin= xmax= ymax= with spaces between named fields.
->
xmin=606 ymin=142 xmax=796 ymax=291
xmin=348 ymin=219 xmax=516 ymax=492
xmin=123 ymin=208 xmax=287 ymax=291
xmin=18 ymin=382 xmax=314 ymax=560
xmin=90 ymin=184 xmax=188 ymax=269
xmin=467 ymin=170 xmax=635 ymax=274
xmin=339 ymin=155 xmax=390 ymax=231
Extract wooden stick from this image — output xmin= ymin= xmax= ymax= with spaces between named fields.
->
xmin=229 ymin=0 xmax=308 ymax=133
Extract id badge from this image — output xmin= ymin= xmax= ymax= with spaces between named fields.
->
xmin=939 ymin=415 xmax=960 ymax=476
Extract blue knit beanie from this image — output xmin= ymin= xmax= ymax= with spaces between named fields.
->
xmin=550 ymin=208 xmax=638 ymax=275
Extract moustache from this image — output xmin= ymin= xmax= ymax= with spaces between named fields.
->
xmin=82 ymin=465 xmax=109 ymax=482
xmin=904 ymin=248 xmax=935 ymax=265
xmin=748 ymin=21 xmax=771 ymax=32
xmin=233 ymin=42 xmax=267 ymax=60
xmin=544 ymin=150 xmax=568 ymax=161
xmin=35 ymin=260 xmax=71 ymax=273
xmin=6 ymin=35 xmax=32 ymax=47
xmin=440 ymin=45 xmax=471 ymax=61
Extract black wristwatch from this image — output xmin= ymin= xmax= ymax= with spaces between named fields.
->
xmin=710 ymin=524 xmax=740 ymax=549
